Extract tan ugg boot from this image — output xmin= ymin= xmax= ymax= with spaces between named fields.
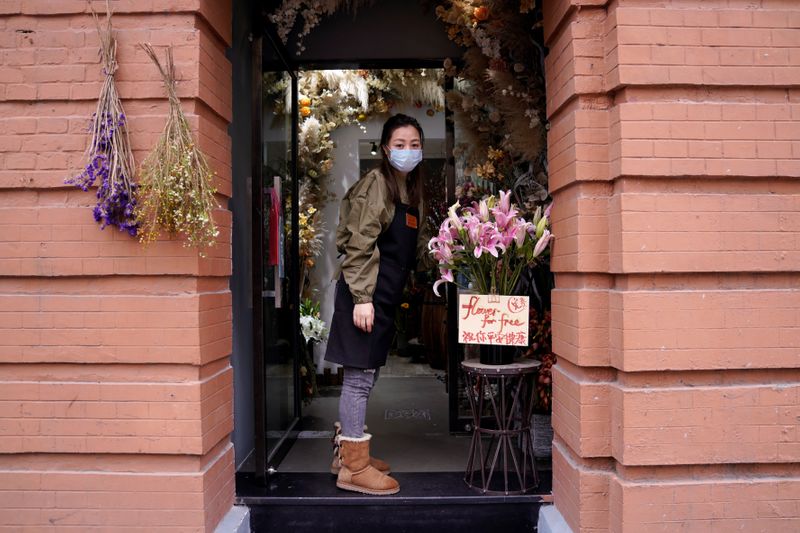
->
xmin=330 ymin=422 xmax=391 ymax=475
xmin=336 ymin=433 xmax=400 ymax=495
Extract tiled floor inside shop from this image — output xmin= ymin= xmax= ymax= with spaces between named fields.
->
xmin=280 ymin=354 xmax=472 ymax=472
xmin=277 ymin=353 xmax=552 ymax=479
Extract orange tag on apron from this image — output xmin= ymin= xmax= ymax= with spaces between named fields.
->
xmin=405 ymin=213 xmax=418 ymax=229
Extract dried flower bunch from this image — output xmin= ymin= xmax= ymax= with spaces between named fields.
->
xmin=65 ymin=1 xmax=137 ymax=235
xmin=269 ymin=0 xmax=376 ymax=54
xmin=437 ymin=0 xmax=549 ymax=214
xmin=295 ymin=179 xmax=324 ymax=271
xmin=135 ymin=44 xmax=220 ymax=254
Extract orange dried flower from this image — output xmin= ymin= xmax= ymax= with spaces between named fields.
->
xmin=473 ymin=6 xmax=489 ymax=21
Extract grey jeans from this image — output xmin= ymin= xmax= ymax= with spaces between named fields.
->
xmin=339 ymin=366 xmax=381 ymax=438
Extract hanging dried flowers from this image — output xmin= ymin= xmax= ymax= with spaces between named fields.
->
xmin=268 ymin=0 xmax=376 ymax=54
xmin=135 ymin=44 xmax=219 ymax=255
xmin=295 ymin=180 xmax=325 ymax=270
xmin=65 ymin=1 xmax=137 ymax=235
xmin=436 ymin=0 xmax=549 ymax=215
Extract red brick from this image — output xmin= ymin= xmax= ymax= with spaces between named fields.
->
xmin=719 ymin=47 xmax=754 ymax=66
xmin=718 ymin=10 xmax=753 ymax=27
xmin=684 ymin=46 xmax=720 ymax=65
xmin=776 ymin=122 xmax=800 ymax=140
xmin=772 ymin=29 xmax=800 ymax=47
xmin=702 ymin=28 xmax=771 ymax=47
xmin=646 ymin=9 xmax=682 ymax=27
xmin=752 ymin=10 xmax=791 ymax=28
xmin=754 ymin=47 xmax=790 ymax=66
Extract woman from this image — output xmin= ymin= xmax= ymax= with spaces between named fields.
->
xmin=324 ymin=114 xmax=428 ymax=496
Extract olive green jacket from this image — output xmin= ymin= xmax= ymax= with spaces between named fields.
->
xmin=335 ymin=168 xmax=429 ymax=304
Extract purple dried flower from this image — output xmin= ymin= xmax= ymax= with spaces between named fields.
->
xmin=66 ymin=111 xmax=138 ymax=235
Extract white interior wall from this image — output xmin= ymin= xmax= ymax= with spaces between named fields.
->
xmin=311 ymin=104 xmax=445 ymax=371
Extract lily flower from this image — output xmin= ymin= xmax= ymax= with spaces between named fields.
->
xmin=497 ymin=190 xmax=512 ymax=214
xmin=514 ymin=221 xmax=529 ymax=247
xmin=447 ymin=201 xmax=462 ymax=231
xmin=535 ymin=216 xmax=547 ymax=239
xmin=498 ymin=218 xmax=521 ymax=249
xmin=476 ymin=198 xmax=490 ymax=222
xmin=533 ymin=229 xmax=552 ymax=258
xmin=543 ymin=201 xmax=553 ymax=220
xmin=463 ymin=214 xmax=481 ymax=245
xmin=532 ymin=205 xmax=542 ymax=226
xmin=473 ymin=222 xmax=505 ymax=258
xmin=433 ymin=268 xmax=454 ymax=297
xmin=492 ymin=204 xmax=518 ymax=231
xmin=432 ymin=242 xmax=453 ymax=263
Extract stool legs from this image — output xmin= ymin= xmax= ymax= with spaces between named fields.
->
xmin=462 ymin=370 xmax=539 ymax=495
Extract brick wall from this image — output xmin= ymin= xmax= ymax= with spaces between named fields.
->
xmin=544 ymin=0 xmax=800 ymax=531
xmin=0 ymin=1 xmax=234 ymax=531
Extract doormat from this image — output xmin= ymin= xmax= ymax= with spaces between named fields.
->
xmin=384 ymin=408 xmax=431 ymax=420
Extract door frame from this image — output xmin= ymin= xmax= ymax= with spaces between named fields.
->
xmin=251 ymin=26 xmax=472 ymax=483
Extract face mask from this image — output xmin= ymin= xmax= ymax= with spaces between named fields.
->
xmin=388 ymin=149 xmax=423 ymax=173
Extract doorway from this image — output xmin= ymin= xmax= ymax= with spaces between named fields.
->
xmin=255 ymin=50 xmax=474 ymax=474
xmin=240 ymin=0 xmax=552 ymax=486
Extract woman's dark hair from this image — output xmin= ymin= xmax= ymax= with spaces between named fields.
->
xmin=378 ymin=113 xmax=424 ymax=207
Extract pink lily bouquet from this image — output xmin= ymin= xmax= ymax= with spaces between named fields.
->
xmin=428 ymin=191 xmax=553 ymax=297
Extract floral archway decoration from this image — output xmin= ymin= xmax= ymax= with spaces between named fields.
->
xmin=264 ymin=68 xmax=445 ymax=292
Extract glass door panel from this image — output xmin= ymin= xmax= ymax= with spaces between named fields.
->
xmin=262 ymin=70 xmax=296 ymax=458
xmin=258 ymin=34 xmax=300 ymax=470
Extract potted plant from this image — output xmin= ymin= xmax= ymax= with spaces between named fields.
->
xmin=428 ymin=190 xmax=553 ymax=364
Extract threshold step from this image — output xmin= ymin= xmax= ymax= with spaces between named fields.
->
xmin=235 ymin=471 xmax=551 ymax=506
xmin=237 ymin=472 xmax=549 ymax=533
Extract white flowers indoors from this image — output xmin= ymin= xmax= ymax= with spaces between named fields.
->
xmin=300 ymin=298 xmax=328 ymax=343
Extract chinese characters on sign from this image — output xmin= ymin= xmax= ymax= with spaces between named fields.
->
xmin=458 ymin=294 xmax=530 ymax=346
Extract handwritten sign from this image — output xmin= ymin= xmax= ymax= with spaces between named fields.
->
xmin=458 ymin=294 xmax=529 ymax=346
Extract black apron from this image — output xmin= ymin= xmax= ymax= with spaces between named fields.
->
xmin=324 ymin=201 xmax=419 ymax=369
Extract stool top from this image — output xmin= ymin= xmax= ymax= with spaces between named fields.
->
xmin=461 ymin=357 xmax=541 ymax=375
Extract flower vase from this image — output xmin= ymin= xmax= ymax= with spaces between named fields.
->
xmin=479 ymin=344 xmax=514 ymax=365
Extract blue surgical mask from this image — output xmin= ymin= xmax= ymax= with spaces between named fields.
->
xmin=388 ymin=149 xmax=423 ymax=173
